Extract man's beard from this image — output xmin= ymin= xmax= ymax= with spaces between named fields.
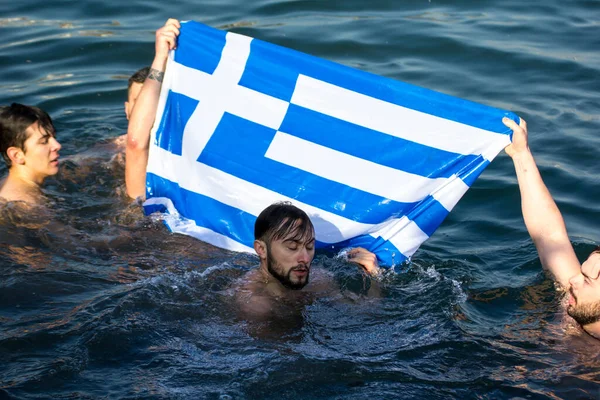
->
xmin=267 ymin=251 xmax=310 ymax=290
xmin=567 ymin=289 xmax=600 ymax=326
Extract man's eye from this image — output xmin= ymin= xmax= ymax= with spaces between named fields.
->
xmin=287 ymin=246 xmax=298 ymax=251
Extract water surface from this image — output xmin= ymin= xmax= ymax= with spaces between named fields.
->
xmin=1 ymin=0 xmax=599 ymax=398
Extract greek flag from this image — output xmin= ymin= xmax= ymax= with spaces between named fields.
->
xmin=144 ymin=20 xmax=516 ymax=267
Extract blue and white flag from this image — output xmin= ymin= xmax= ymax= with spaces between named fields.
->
xmin=144 ymin=20 xmax=517 ymax=267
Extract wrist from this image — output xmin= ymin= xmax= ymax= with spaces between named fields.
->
xmin=510 ymin=147 xmax=532 ymax=162
xmin=151 ymin=53 xmax=169 ymax=70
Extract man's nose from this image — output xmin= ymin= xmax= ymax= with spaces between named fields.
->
xmin=569 ymin=273 xmax=584 ymax=287
xmin=298 ymin=248 xmax=311 ymax=264
xmin=51 ymin=137 xmax=61 ymax=151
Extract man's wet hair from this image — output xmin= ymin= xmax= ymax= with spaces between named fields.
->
xmin=0 ymin=103 xmax=56 ymax=168
xmin=127 ymin=66 xmax=150 ymax=95
xmin=593 ymin=245 xmax=600 ymax=255
xmin=254 ymin=202 xmax=315 ymax=244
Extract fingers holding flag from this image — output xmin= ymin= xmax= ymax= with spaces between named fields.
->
xmin=503 ymin=116 xmax=529 ymax=159
xmin=155 ymin=18 xmax=181 ymax=59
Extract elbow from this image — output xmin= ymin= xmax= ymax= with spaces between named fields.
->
xmin=126 ymin=134 xmax=149 ymax=152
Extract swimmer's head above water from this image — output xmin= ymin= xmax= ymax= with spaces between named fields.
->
xmin=0 ymin=103 xmax=61 ymax=202
xmin=566 ymin=246 xmax=600 ymax=332
xmin=253 ymin=202 xmax=316 ymax=290
xmin=125 ymin=66 xmax=150 ymax=121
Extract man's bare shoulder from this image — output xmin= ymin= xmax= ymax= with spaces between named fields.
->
xmin=0 ymin=180 xmax=40 ymax=205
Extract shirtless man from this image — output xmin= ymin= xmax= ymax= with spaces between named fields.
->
xmin=236 ymin=202 xmax=380 ymax=318
xmin=503 ymin=117 xmax=600 ymax=339
xmin=125 ymin=19 xmax=180 ymax=200
xmin=0 ymin=103 xmax=61 ymax=203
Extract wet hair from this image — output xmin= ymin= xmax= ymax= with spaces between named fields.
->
xmin=127 ymin=66 xmax=150 ymax=96
xmin=0 ymin=103 xmax=56 ymax=168
xmin=593 ymin=245 xmax=600 ymax=255
xmin=254 ymin=201 xmax=315 ymax=244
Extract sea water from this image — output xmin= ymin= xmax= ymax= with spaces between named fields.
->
xmin=1 ymin=0 xmax=599 ymax=398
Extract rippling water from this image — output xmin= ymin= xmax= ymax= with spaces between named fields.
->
xmin=1 ymin=0 xmax=599 ymax=398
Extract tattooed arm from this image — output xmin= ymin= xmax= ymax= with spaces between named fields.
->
xmin=125 ymin=18 xmax=180 ymax=200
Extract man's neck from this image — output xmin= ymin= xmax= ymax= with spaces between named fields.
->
xmin=583 ymin=320 xmax=600 ymax=341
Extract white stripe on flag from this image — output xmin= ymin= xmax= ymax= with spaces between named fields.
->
xmin=368 ymin=217 xmax=429 ymax=258
xmin=265 ymin=131 xmax=448 ymax=203
xmin=290 ymin=74 xmax=507 ymax=159
xmin=431 ymin=175 xmax=470 ymax=212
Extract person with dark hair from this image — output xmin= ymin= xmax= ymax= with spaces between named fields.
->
xmin=252 ymin=202 xmax=379 ymax=287
xmin=235 ymin=201 xmax=380 ymax=320
xmin=503 ymin=117 xmax=600 ymax=340
xmin=126 ymin=19 xmax=180 ymax=199
xmin=0 ymin=103 xmax=61 ymax=203
xmin=125 ymin=66 xmax=150 ymax=121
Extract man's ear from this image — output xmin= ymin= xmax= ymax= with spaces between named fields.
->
xmin=6 ymin=146 xmax=25 ymax=166
xmin=254 ymin=239 xmax=267 ymax=260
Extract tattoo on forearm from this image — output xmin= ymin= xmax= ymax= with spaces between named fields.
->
xmin=147 ymin=68 xmax=164 ymax=83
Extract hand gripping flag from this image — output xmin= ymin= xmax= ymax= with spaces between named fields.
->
xmin=144 ymin=20 xmax=517 ymax=267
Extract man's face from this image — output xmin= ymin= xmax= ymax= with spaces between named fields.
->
xmin=124 ymin=82 xmax=143 ymax=120
xmin=265 ymin=223 xmax=315 ymax=290
xmin=567 ymin=250 xmax=600 ymax=326
xmin=18 ymin=122 xmax=61 ymax=181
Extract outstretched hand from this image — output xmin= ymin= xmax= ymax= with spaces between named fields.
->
xmin=503 ymin=117 xmax=529 ymax=159
xmin=155 ymin=18 xmax=181 ymax=60
xmin=347 ymin=247 xmax=380 ymax=276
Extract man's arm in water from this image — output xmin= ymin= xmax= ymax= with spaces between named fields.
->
xmin=503 ymin=117 xmax=580 ymax=288
xmin=125 ymin=19 xmax=180 ymax=200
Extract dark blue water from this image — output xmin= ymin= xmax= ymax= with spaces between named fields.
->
xmin=1 ymin=1 xmax=599 ymax=398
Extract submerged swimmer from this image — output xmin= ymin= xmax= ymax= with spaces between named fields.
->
xmin=503 ymin=117 xmax=600 ymax=340
xmin=0 ymin=66 xmax=150 ymax=205
xmin=0 ymin=104 xmax=61 ymax=204
xmin=236 ymin=201 xmax=380 ymax=319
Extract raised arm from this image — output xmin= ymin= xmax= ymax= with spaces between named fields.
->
xmin=125 ymin=19 xmax=180 ymax=199
xmin=503 ymin=117 xmax=580 ymax=288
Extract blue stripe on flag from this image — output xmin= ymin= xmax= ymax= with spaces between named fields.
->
xmin=197 ymin=112 xmax=420 ymax=225
xmin=237 ymin=34 xmax=518 ymax=134
xmin=176 ymin=22 xmax=227 ymax=74
xmin=407 ymin=196 xmax=450 ymax=237
xmin=280 ymin=104 xmax=481 ymax=179
xmin=154 ymin=90 xmax=199 ymax=156
xmin=460 ymin=158 xmax=490 ymax=187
